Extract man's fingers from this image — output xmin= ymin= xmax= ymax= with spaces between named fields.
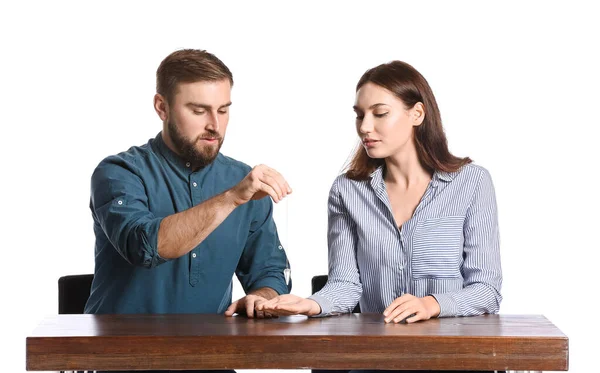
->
xmin=224 ymin=301 xmax=239 ymax=316
xmin=264 ymin=312 xmax=277 ymax=318
xmin=262 ymin=174 xmax=285 ymax=200
xmin=275 ymin=173 xmax=292 ymax=194
xmin=258 ymin=181 xmax=281 ymax=203
xmin=255 ymin=300 xmax=267 ymax=311
xmin=260 ymin=297 xmax=282 ymax=308
xmin=257 ymin=166 xmax=292 ymax=195
xmin=253 ymin=301 xmax=284 ymax=315
xmin=245 ymin=298 xmax=257 ymax=318
xmin=259 ymin=309 xmax=285 ymax=316
xmin=263 ymin=169 xmax=291 ymax=197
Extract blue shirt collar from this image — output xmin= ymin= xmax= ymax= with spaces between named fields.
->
xmin=152 ymin=132 xmax=193 ymax=172
xmin=152 ymin=132 xmax=223 ymax=177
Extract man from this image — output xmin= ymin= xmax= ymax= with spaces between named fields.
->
xmin=85 ymin=49 xmax=292 ymax=321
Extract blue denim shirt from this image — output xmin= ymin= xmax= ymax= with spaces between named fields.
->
xmin=85 ymin=133 xmax=290 ymax=314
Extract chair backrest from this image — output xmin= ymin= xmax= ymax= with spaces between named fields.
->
xmin=58 ymin=274 xmax=94 ymax=314
xmin=311 ymin=275 xmax=360 ymax=313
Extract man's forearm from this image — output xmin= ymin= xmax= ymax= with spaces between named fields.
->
xmin=249 ymin=287 xmax=279 ymax=300
xmin=157 ymin=190 xmax=238 ymax=259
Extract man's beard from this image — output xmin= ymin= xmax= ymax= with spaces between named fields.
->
xmin=167 ymin=119 xmax=224 ymax=169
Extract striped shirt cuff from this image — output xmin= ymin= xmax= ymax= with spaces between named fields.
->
xmin=430 ymin=292 xmax=459 ymax=317
xmin=308 ymin=293 xmax=335 ymax=317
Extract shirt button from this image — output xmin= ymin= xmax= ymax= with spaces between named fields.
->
xmin=117 ymin=200 xmax=123 ymax=205
xmin=192 ymin=253 xmax=197 ymax=258
xmin=192 ymin=182 xmax=198 ymax=187
xmin=185 ymin=162 xmax=191 ymax=168
xmin=278 ymin=245 xmax=283 ymax=250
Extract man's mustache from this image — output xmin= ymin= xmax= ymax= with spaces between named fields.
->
xmin=197 ymin=130 xmax=222 ymax=141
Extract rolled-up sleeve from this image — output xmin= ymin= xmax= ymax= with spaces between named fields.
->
xmin=91 ymin=157 xmax=167 ymax=268
xmin=309 ymin=177 xmax=362 ymax=316
xmin=431 ymin=168 xmax=503 ymax=317
xmin=235 ymin=198 xmax=290 ymax=296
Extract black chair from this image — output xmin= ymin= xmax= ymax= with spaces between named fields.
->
xmin=58 ymin=274 xmax=94 ymax=373
xmin=58 ymin=274 xmax=94 ymax=314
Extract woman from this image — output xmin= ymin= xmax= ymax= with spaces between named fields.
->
xmin=257 ymin=61 xmax=502 ymax=325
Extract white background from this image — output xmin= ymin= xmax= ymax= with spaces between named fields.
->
xmin=1 ymin=1 xmax=598 ymax=372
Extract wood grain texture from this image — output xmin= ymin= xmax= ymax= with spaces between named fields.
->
xmin=26 ymin=313 xmax=568 ymax=371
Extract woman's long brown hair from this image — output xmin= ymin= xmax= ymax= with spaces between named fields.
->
xmin=346 ymin=61 xmax=471 ymax=180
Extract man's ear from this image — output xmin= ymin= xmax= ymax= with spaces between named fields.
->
xmin=411 ymin=102 xmax=425 ymax=126
xmin=154 ymin=93 xmax=169 ymax=121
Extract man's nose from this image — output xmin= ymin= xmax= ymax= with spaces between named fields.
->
xmin=206 ymin=111 xmax=220 ymax=131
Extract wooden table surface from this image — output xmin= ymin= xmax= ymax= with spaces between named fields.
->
xmin=26 ymin=313 xmax=568 ymax=371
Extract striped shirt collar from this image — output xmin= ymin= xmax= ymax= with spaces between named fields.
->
xmin=369 ymin=165 xmax=455 ymax=191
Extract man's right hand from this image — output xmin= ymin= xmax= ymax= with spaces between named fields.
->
xmin=229 ymin=164 xmax=292 ymax=206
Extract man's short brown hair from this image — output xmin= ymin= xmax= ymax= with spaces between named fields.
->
xmin=156 ymin=49 xmax=233 ymax=104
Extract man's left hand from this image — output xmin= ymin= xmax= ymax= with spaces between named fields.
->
xmin=224 ymin=287 xmax=279 ymax=318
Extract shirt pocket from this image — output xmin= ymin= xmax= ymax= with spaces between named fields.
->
xmin=411 ymin=215 xmax=464 ymax=279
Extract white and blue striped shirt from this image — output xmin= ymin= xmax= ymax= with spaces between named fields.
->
xmin=309 ymin=163 xmax=502 ymax=317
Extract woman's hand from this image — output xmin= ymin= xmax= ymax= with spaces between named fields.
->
xmin=255 ymin=294 xmax=321 ymax=316
xmin=383 ymin=294 xmax=440 ymax=323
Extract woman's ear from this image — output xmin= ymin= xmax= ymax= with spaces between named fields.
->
xmin=411 ymin=102 xmax=425 ymax=126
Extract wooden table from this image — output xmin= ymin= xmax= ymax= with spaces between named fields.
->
xmin=26 ymin=313 xmax=568 ymax=372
